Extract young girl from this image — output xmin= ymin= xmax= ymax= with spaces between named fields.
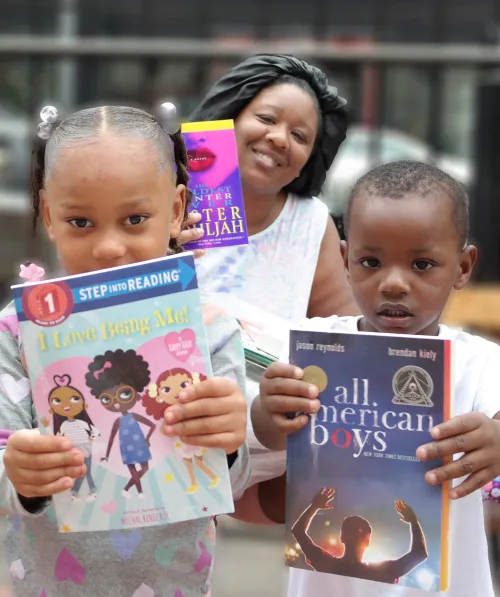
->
xmin=144 ymin=368 xmax=219 ymax=493
xmin=42 ymin=374 xmax=99 ymax=501
xmin=0 ymin=103 xmax=249 ymax=597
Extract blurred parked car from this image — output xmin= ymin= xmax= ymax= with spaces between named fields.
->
xmin=320 ymin=125 xmax=472 ymax=216
xmin=0 ymin=106 xmax=31 ymax=194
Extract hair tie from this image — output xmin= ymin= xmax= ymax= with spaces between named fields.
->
xmin=94 ymin=362 xmax=111 ymax=379
xmin=19 ymin=263 xmax=45 ymax=283
xmin=37 ymin=105 xmax=59 ymax=140
xmin=158 ymin=102 xmax=180 ymax=135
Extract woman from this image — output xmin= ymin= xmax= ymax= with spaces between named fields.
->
xmin=178 ymin=55 xmax=359 ymax=512
xmin=180 ymin=54 xmax=358 ymax=322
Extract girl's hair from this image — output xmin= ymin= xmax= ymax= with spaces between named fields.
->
xmin=85 ymin=349 xmax=151 ymax=398
xmin=31 ymin=105 xmax=192 ymax=254
xmin=47 ymin=379 xmax=95 ymax=436
xmin=142 ymin=368 xmax=207 ymax=420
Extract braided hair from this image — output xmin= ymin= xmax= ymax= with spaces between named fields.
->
xmin=30 ymin=105 xmax=192 ymax=254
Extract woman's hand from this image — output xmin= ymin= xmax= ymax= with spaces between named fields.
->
xmin=177 ymin=212 xmax=206 ymax=259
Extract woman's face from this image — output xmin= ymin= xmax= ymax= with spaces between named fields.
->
xmin=235 ymin=83 xmax=319 ymax=196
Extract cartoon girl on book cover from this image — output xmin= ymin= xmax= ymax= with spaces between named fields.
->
xmin=142 ymin=368 xmax=220 ymax=493
xmin=85 ymin=349 xmax=156 ymax=500
xmin=42 ymin=374 xmax=99 ymax=501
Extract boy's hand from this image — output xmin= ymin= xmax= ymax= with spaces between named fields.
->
xmin=4 ymin=429 xmax=86 ymax=499
xmin=161 ymin=377 xmax=247 ymax=454
xmin=416 ymin=412 xmax=500 ymax=499
xmin=259 ymin=362 xmax=320 ymax=434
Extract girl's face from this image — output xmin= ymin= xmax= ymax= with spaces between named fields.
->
xmin=98 ymin=384 xmax=139 ymax=413
xmin=156 ymin=373 xmax=192 ymax=406
xmin=50 ymin=386 xmax=85 ymax=418
xmin=41 ymin=135 xmax=186 ymax=276
xmin=235 ymin=83 xmax=319 ymax=196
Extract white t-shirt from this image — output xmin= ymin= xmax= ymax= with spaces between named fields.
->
xmin=59 ymin=419 xmax=99 ymax=445
xmin=248 ymin=315 xmax=500 ymax=597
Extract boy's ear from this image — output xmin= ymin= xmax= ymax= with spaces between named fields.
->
xmin=169 ymin=184 xmax=187 ymax=240
xmin=40 ymin=190 xmax=56 ymax=243
xmin=340 ymin=240 xmax=351 ymax=283
xmin=454 ymin=244 xmax=477 ymax=290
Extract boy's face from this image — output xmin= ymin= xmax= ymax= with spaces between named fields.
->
xmin=341 ymin=192 xmax=476 ymax=336
xmin=40 ymin=135 xmax=185 ymax=276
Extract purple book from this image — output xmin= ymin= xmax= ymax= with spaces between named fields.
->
xmin=181 ymin=120 xmax=248 ymax=250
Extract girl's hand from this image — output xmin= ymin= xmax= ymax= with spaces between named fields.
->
xmin=177 ymin=212 xmax=206 ymax=259
xmin=4 ymin=429 xmax=86 ymax=499
xmin=417 ymin=412 xmax=500 ymax=499
xmin=162 ymin=377 xmax=247 ymax=454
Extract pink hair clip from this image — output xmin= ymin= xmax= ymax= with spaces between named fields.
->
xmin=19 ymin=263 xmax=45 ymax=283
xmin=94 ymin=362 xmax=111 ymax=379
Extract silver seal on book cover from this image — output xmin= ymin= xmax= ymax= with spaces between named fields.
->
xmin=392 ymin=366 xmax=434 ymax=407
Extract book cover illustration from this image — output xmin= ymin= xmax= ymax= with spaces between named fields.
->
xmin=285 ymin=330 xmax=451 ymax=592
xmin=12 ymin=254 xmax=234 ymax=532
xmin=181 ymin=119 xmax=248 ymax=249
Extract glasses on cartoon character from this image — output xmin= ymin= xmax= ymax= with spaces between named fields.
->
xmin=98 ymin=384 xmax=136 ymax=408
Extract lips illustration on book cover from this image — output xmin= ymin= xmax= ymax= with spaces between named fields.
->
xmin=181 ymin=120 xmax=248 ymax=250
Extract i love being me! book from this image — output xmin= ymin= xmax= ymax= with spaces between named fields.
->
xmin=11 ymin=253 xmax=234 ymax=532
xmin=181 ymin=119 xmax=248 ymax=250
xmin=285 ymin=329 xmax=452 ymax=592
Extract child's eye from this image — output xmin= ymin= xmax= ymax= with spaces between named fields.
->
xmin=125 ymin=215 xmax=147 ymax=226
xmin=359 ymin=258 xmax=380 ymax=269
xmin=160 ymin=386 xmax=171 ymax=394
xmin=51 ymin=397 xmax=61 ymax=405
xmin=69 ymin=218 xmax=92 ymax=228
xmin=119 ymin=389 xmax=133 ymax=400
xmin=70 ymin=396 xmax=81 ymax=403
xmin=413 ymin=260 xmax=435 ymax=271
xmin=100 ymin=396 xmax=111 ymax=405
xmin=180 ymin=381 xmax=190 ymax=389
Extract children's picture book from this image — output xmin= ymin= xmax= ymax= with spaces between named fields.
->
xmin=12 ymin=253 xmax=235 ymax=532
xmin=285 ymin=329 xmax=452 ymax=592
xmin=181 ymin=119 xmax=248 ymax=249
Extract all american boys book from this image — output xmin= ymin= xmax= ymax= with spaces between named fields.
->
xmin=181 ymin=119 xmax=248 ymax=250
xmin=11 ymin=253 xmax=235 ymax=532
xmin=285 ymin=329 xmax=451 ymax=592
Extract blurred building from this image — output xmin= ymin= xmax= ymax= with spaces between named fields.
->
xmin=0 ymin=0 xmax=499 ymax=290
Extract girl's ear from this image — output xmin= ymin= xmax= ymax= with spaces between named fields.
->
xmin=48 ymin=408 xmax=54 ymax=415
xmin=40 ymin=190 xmax=56 ymax=243
xmin=169 ymin=184 xmax=187 ymax=240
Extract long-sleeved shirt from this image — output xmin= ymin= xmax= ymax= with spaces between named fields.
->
xmin=0 ymin=299 xmax=250 ymax=597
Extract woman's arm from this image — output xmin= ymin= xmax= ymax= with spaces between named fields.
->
xmin=307 ymin=217 xmax=359 ymax=318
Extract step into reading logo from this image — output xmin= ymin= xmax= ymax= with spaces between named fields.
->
xmin=22 ymin=281 xmax=75 ymax=327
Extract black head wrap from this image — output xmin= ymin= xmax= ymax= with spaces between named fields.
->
xmin=189 ymin=54 xmax=348 ymax=197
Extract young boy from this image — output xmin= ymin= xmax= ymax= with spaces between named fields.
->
xmin=248 ymin=160 xmax=500 ymax=596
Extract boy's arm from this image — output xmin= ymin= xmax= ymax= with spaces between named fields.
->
xmin=251 ymin=395 xmax=287 ymax=452
xmin=231 ymin=472 xmax=287 ymax=524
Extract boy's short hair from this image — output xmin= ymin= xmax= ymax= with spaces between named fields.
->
xmin=344 ymin=160 xmax=469 ymax=248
